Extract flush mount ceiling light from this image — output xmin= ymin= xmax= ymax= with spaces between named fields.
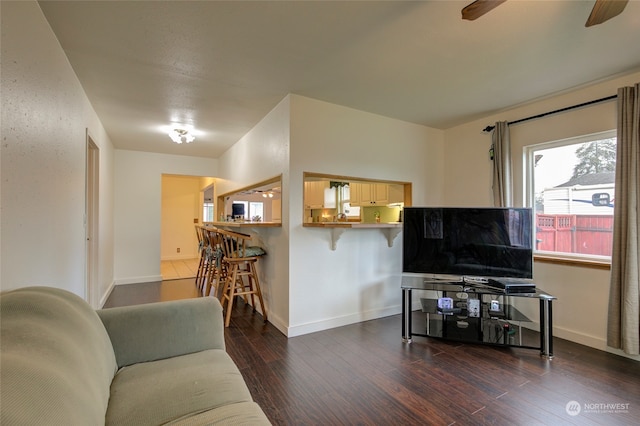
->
xmin=168 ymin=128 xmax=195 ymax=144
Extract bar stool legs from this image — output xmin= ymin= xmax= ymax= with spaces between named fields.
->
xmin=194 ymin=226 xmax=206 ymax=291
xmin=216 ymin=228 xmax=267 ymax=327
xmin=222 ymin=258 xmax=267 ymax=327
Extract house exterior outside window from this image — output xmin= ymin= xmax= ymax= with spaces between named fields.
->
xmin=526 ymin=130 xmax=616 ymax=260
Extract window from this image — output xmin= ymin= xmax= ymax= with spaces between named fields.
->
xmin=249 ymin=202 xmax=264 ymax=221
xmin=338 ymin=185 xmax=360 ymax=218
xmin=526 ymin=131 xmax=616 ymax=260
xmin=203 ymin=202 xmax=214 ymax=222
xmin=231 ymin=201 xmax=264 ymax=221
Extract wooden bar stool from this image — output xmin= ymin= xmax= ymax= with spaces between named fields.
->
xmin=194 ymin=226 xmax=206 ymax=290
xmin=203 ymin=228 xmax=226 ymax=298
xmin=196 ymin=226 xmax=216 ymax=294
xmin=217 ymin=228 xmax=267 ymax=327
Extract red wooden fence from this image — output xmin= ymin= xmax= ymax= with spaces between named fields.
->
xmin=536 ymin=214 xmax=613 ymax=256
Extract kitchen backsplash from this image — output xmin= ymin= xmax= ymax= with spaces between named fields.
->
xmin=307 ymin=205 xmax=402 ymax=223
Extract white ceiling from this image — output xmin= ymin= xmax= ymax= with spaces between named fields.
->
xmin=38 ymin=0 xmax=640 ymax=158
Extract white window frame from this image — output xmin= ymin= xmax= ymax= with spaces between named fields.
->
xmin=524 ymin=129 xmax=616 ymax=263
xmin=249 ymin=201 xmax=264 ymax=220
xmin=203 ymin=202 xmax=214 ymax=222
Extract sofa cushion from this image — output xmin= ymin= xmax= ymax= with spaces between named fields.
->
xmin=0 ymin=286 xmax=118 ymax=425
xmin=106 ymin=349 xmax=255 ymax=425
xmin=98 ymin=297 xmax=226 ymax=368
xmin=166 ymin=401 xmax=272 ymax=425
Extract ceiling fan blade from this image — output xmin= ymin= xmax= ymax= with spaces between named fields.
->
xmin=461 ymin=0 xmax=507 ymax=21
xmin=585 ymin=0 xmax=629 ymax=27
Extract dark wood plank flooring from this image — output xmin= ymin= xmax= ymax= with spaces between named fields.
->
xmin=104 ymin=280 xmax=640 ymax=425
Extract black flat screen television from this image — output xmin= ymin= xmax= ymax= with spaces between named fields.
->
xmin=232 ymin=203 xmax=245 ymax=217
xmin=403 ymin=207 xmax=533 ymax=279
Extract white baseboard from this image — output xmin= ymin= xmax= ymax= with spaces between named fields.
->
xmin=114 ymin=275 xmax=163 ymax=285
xmin=554 ymin=327 xmax=604 ymax=350
xmin=267 ymin=314 xmax=289 ymax=337
xmin=99 ymin=281 xmax=115 ymax=308
xmin=554 ymin=326 xmax=640 ymax=361
xmin=286 ymin=305 xmax=402 ymax=338
xmin=603 ymin=347 xmax=640 ymax=361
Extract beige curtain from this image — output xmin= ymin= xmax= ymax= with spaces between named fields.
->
xmin=607 ymin=83 xmax=640 ymax=355
xmin=491 ymin=121 xmax=512 ymax=207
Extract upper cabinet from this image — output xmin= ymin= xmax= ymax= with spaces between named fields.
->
xmin=350 ymin=182 xmax=389 ymax=206
xmin=304 ymin=180 xmax=329 ymax=209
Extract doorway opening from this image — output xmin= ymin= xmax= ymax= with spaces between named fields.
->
xmin=85 ymin=132 xmax=99 ymax=308
xmin=160 ymin=174 xmax=214 ymax=281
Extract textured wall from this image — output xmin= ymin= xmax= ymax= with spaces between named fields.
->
xmin=1 ymin=1 xmax=115 ymax=306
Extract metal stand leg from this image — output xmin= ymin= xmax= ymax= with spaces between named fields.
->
xmin=540 ymin=298 xmax=554 ymax=359
xmin=402 ymin=288 xmax=412 ymax=343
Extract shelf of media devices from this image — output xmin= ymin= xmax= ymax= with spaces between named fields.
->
xmin=304 ymin=222 xmax=403 ymax=250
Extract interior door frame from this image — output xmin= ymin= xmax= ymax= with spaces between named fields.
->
xmin=85 ymin=130 xmax=99 ymax=308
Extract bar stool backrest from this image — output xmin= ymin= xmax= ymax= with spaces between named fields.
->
xmin=217 ymin=228 xmax=252 ymax=261
xmin=215 ymin=228 xmax=268 ymax=327
xmin=195 ymin=225 xmax=204 ymax=252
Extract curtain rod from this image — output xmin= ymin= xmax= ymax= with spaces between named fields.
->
xmin=482 ymin=94 xmax=618 ymax=133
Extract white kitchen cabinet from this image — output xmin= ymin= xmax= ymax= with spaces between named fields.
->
xmin=349 ymin=183 xmax=361 ymax=206
xmin=359 ymin=183 xmax=373 ymax=205
xmin=371 ymin=183 xmax=389 ymax=205
xmin=304 ymin=181 xmax=329 ymax=209
xmin=350 ymin=182 xmax=389 ymax=206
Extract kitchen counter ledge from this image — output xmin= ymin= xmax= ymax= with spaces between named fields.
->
xmin=303 ymin=222 xmax=402 ymax=228
xmin=303 ymin=222 xmax=402 ymax=249
xmin=205 ymin=221 xmax=281 ymax=228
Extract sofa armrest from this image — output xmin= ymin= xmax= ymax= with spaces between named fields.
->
xmin=97 ymin=297 xmax=225 ymax=368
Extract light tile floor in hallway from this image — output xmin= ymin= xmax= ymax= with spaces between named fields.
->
xmin=161 ymin=258 xmax=200 ymax=280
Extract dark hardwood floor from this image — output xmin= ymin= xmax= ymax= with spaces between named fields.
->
xmin=105 ymin=280 xmax=640 ymax=425
xmin=102 ymin=278 xmax=201 ymax=308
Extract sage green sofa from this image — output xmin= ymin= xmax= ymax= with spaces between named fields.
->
xmin=0 ymin=286 xmax=271 ymax=425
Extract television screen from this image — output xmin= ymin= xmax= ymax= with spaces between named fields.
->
xmin=232 ymin=203 xmax=245 ymax=217
xmin=403 ymin=207 xmax=533 ymax=279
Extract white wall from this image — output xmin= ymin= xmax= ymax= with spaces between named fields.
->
xmin=216 ymin=96 xmax=291 ymax=333
xmin=214 ymin=94 xmax=445 ymax=336
xmin=114 ymin=150 xmax=217 ymax=284
xmin=1 ymin=1 xmax=115 ymax=306
xmin=443 ymin=71 xmax=640 ymax=360
xmin=287 ymin=95 xmax=445 ymax=336
xmin=161 ymin=175 xmax=202 ymax=260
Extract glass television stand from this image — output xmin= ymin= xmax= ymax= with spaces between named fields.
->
xmin=401 ymin=274 xmax=556 ymax=359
